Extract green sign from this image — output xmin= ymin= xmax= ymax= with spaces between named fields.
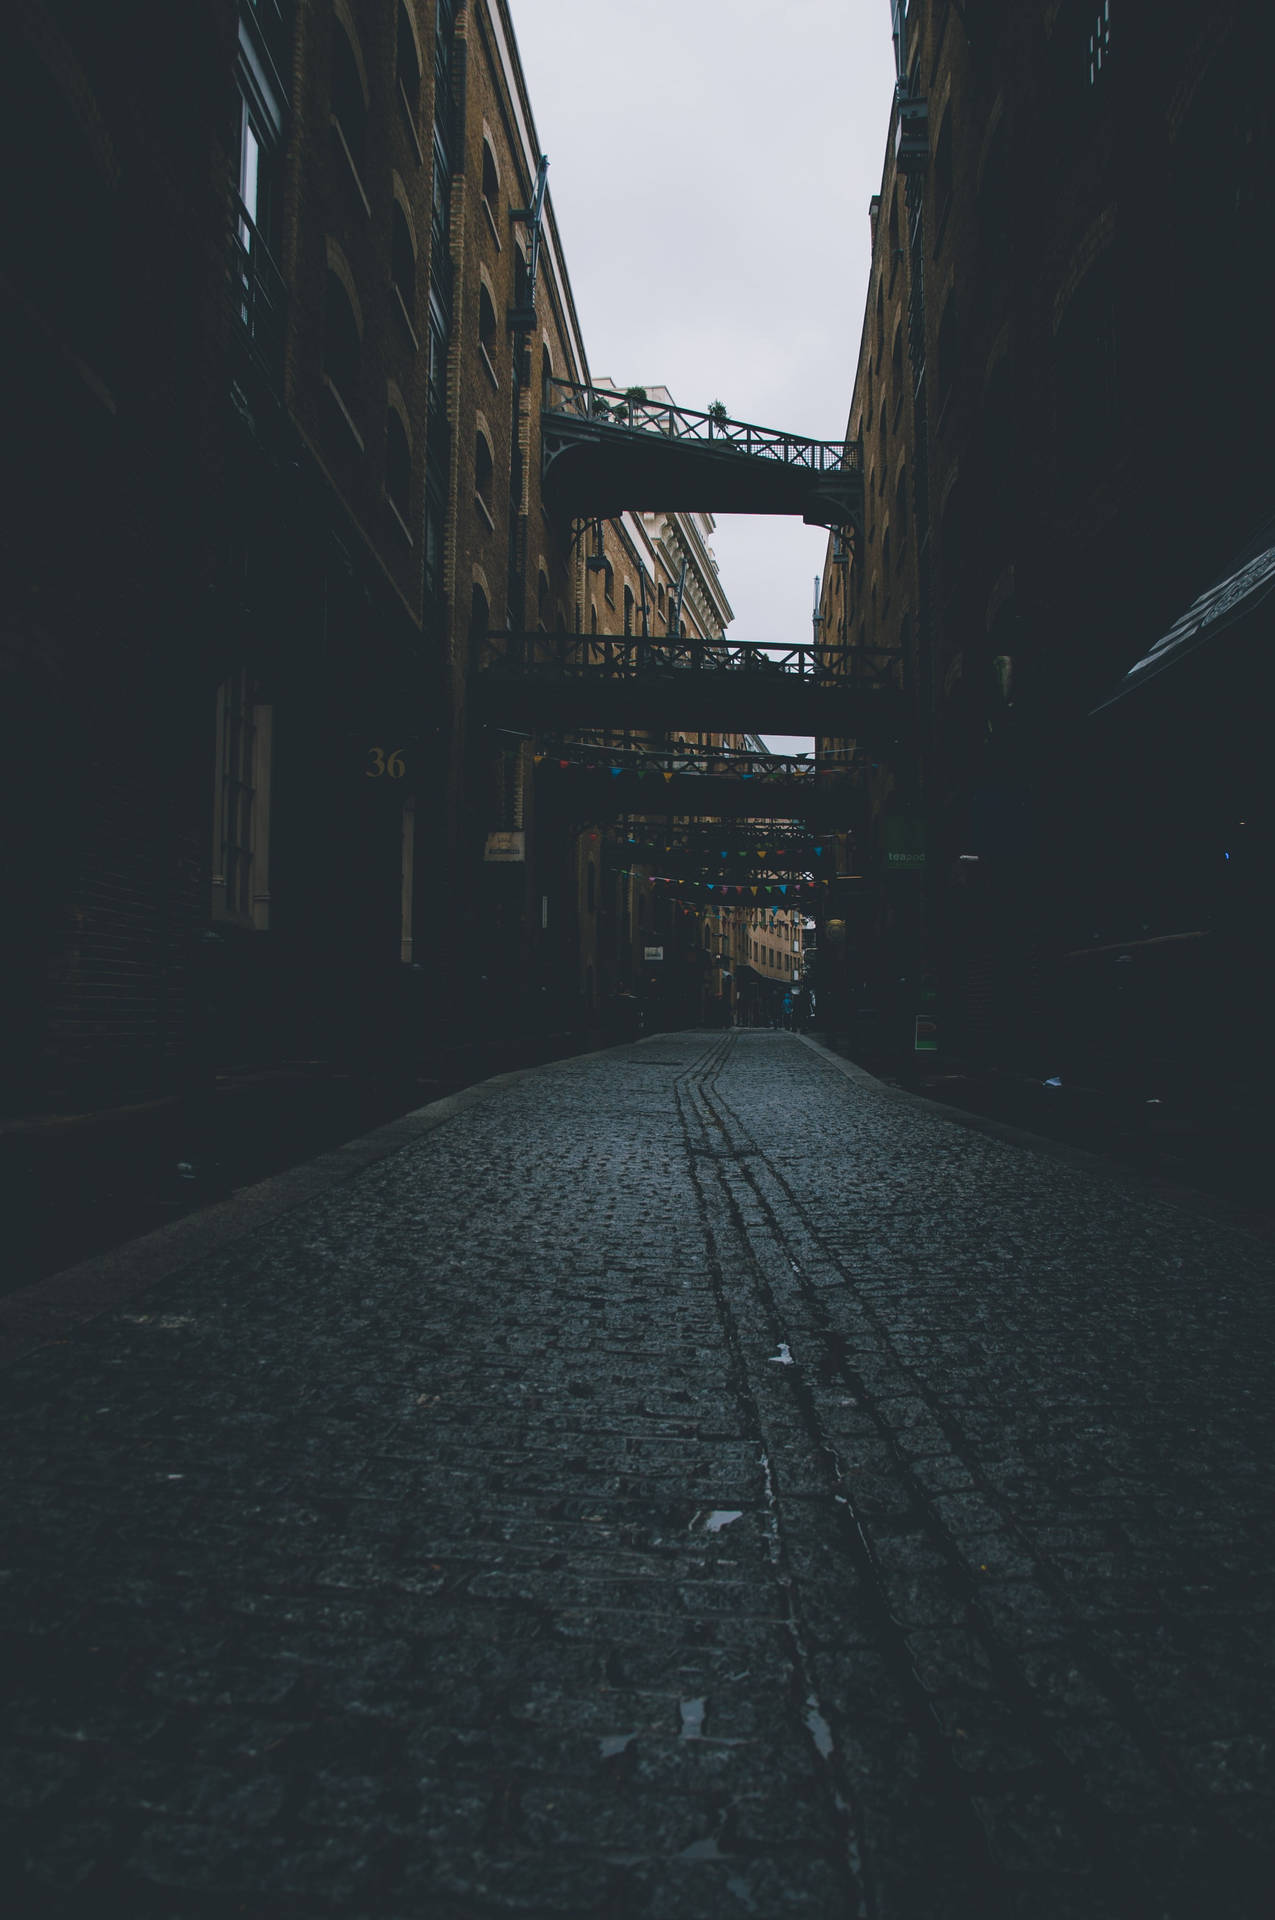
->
xmin=884 ymin=816 xmax=925 ymax=870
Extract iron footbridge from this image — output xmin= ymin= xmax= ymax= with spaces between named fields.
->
xmin=527 ymin=737 xmax=870 ymax=825
xmin=540 ymin=380 xmax=863 ymax=531
xmin=477 ymin=633 xmax=905 ymax=741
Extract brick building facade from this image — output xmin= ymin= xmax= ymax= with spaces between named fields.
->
xmin=3 ymin=0 xmax=766 ymax=1136
xmin=817 ymin=0 xmax=1273 ymax=1093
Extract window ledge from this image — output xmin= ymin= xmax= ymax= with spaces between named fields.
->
xmin=474 ymin=491 xmax=495 ymax=530
xmin=397 ymin=80 xmax=423 ymax=165
xmin=331 ymin=114 xmax=372 ymax=219
xmin=479 ymin=341 xmax=500 ymax=390
xmin=391 ymin=281 xmax=420 ymax=349
xmin=481 ymin=196 xmax=502 ymax=249
xmin=385 ymin=490 xmax=414 ymax=545
xmin=323 ymin=373 xmax=365 ymax=451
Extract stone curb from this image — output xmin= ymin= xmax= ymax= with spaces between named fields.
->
xmin=797 ymin=1030 xmax=1275 ymax=1241
xmin=0 ymin=1038 xmax=652 ymax=1369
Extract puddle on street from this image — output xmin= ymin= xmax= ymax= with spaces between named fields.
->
xmin=804 ymin=1694 xmax=835 ymax=1760
xmin=679 ymin=1697 xmax=706 ymax=1739
xmin=678 ymin=1832 xmax=724 ymax=1860
xmin=694 ymin=1508 xmax=744 ymax=1533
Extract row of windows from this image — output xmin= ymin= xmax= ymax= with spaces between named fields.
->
xmin=332 ymin=2 xmax=437 ymax=192
xmin=321 ymin=4 xmax=458 ymax=549
xmin=321 ymin=270 xmax=414 ymax=517
xmin=750 ymin=939 xmax=799 ymax=968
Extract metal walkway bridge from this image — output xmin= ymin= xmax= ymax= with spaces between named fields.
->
xmin=477 ymin=633 xmax=904 ymax=742
xmin=540 ymin=380 xmax=863 ymax=530
xmin=619 ymin=821 xmax=825 ymax=882
xmin=528 ymin=738 xmax=868 ymax=826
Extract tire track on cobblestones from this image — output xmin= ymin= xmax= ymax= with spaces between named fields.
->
xmin=686 ymin=1035 xmax=1172 ymax=1919
xmin=672 ymin=1032 xmax=873 ymax=1915
xmin=677 ymin=1037 xmax=1007 ymax=1916
xmin=694 ymin=1035 xmax=1273 ymax=1918
xmin=3 ymin=1031 xmax=1272 ymax=1917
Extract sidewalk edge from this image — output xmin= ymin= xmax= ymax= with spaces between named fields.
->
xmin=796 ymin=1033 xmax=1273 ymax=1241
xmin=0 ymin=1043 xmax=633 ymax=1368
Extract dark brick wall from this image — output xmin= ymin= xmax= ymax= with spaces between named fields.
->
xmin=2 ymin=2 xmax=237 ymax=1110
xmin=819 ymin=0 xmax=1274 ymax=1070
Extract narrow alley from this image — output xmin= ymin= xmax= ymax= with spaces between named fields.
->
xmin=3 ymin=1033 xmax=1272 ymax=1916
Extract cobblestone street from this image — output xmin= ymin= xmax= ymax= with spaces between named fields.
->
xmin=3 ymin=1032 xmax=1273 ymax=1918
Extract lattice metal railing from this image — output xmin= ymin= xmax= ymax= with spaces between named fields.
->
xmin=543 ymin=378 xmax=860 ymax=478
xmin=530 ymin=736 xmax=818 ymax=783
xmin=480 ymin=632 xmax=901 ymax=690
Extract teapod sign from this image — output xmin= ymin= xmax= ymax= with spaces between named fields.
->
xmin=484 ymin=831 xmax=525 ymax=862
xmin=643 ymin=946 xmax=664 ymax=961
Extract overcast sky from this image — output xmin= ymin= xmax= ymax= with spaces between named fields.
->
xmin=509 ymin=0 xmax=898 ymax=751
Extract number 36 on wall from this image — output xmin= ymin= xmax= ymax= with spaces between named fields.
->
xmin=366 ymin=747 xmax=406 ymax=779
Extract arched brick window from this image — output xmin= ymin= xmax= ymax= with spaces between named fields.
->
xmin=386 ymin=408 xmax=411 ymax=516
xmin=331 ymin=17 xmax=368 ymax=172
xmin=474 ymin=428 xmax=493 ymax=509
xmin=391 ymin=200 xmax=416 ymax=312
xmin=397 ymin=2 xmax=421 ymax=119
xmin=481 ymin=140 xmax=500 ymax=225
xmin=478 ymin=283 xmax=498 ymax=361
xmin=470 ymin=582 xmax=490 ymax=650
xmin=324 ymin=268 xmax=361 ymax=406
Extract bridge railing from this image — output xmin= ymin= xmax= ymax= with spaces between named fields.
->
xmin=530 ymin=736 xmax=818 ymax=783
xmin=544 ymin=379 xmax=860 ymax=477
xmin=479 ymin=632 xmax=896 ymax=685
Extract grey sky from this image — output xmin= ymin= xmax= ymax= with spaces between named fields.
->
xmin=508 ymin=0 xmax=898 ymax=752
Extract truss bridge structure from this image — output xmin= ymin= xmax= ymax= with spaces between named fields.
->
xmin=540 ymin=380 xmax=863 ymax=531
xmin=478 ymin=632 xmax=905 ymax=741
xmin=606 ymin=818 xmax=828 ymax=887
xmin=530 ymin=738 xmax=831 ymax=823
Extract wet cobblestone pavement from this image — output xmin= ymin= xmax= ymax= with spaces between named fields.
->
xmin=3 ymin=1032 xmax=1274 ymax=1917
